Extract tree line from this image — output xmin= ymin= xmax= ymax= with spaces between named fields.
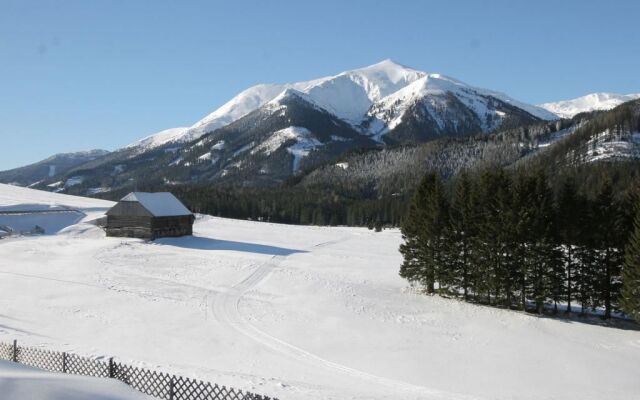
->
xmin=399 ymin=167 xmax=640 ymax=320
xmin=154 ymin=185 xmax=407 ymax=228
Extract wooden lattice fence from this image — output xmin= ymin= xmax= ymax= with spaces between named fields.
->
xmin=0 ymin=340 xmax=277 ymax=400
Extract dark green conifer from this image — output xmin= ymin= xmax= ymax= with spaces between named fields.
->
xmin=622 ymin=204 xmax=640 ymax=321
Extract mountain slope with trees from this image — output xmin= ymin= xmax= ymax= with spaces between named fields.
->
xmin=0 ymin=150 xmax=109 ymax=187
xmin=1 ymin=60 xmax=558 ymax=193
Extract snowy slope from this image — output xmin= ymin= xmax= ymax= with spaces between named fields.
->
xmin=0 ymin=360 xmax=152 ymax=400
xmin=540 ymin=92 xmax=640 ymax=118
xmin=184 ymin=84 xmax=292 ymax=142
xmin=0 ymin=186 xmax=638 ymax=400
xmin=127 ymin=127 xmax=189 ymax=149
xmin=0 ymin=183 xmax=113 ymax=217
xmin=581 ymin=129 xmax=640 ymax=162
xmin=0 ymin=150 xmax=110 ymax=187
xmin=251 ymin=126 xmax=323 ymax=172
xmin=0 ymin=183 xmax=113 ymax=234
xmin=364 ymin=73 xmax=556 ymax=141
xmin=130 ymin=60 xmax=552 ymax=149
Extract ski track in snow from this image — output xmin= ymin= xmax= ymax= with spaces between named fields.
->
xmin=209 ymin=237 xmax=480 ymax=400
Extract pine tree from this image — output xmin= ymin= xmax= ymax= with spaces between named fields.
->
xmin=556 ymin=177 xmax=581 ymax=313
xmin=527 ymin=170 xmax=556 ymax=314
xmin=512 ymin=170 xmax=537 ymax=310
xmin=474 ymin=169 xmax=512 ymax=305
xmin=592 ymin=179 xmax=623 ymax=318
xmin=447 ymin=172 xmax=476 ymax=300
xmin=399 ymin=173 xmax=449 ymax=294
xmin=400 ymin=175 xmax=431 ymax=288
xmin=622 ymin=204 xmax=640 ymax=321
xmin=425 ymin=173 xmax=450 ymax=294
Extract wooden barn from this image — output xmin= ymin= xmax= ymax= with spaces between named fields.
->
xmin=105 ymin=192 xmax=194 ymax=239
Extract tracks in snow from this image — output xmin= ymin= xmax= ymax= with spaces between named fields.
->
xmin=209 ymin=238 xmax=480 ymax=400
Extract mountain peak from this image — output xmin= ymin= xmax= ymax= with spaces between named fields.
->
xmin=539 ymin=92 xmax=640 ymax=118
xmin=345 ymin=59 xmax=425 ymax=85
xmin=126 ymin=60 xmax=555 ymax=150
xmin=361 ymin=58 xmax=413 ymax=70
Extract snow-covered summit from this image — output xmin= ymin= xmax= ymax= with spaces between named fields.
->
xmin=540 ymin=92 xmax=640 ymax=119
xmin=296 ymin=59 xmax=426 ymax=123
xmin=129 ymin=60 xmax=554 ymax=150
xmin=126 ymin=60 xmax=427 ymax=149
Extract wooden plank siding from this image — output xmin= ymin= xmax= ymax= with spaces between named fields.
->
xmin=105 ymin=215 xmax=194 ymax=239
xmin=105 ymin=198 xmax=194 ymax=240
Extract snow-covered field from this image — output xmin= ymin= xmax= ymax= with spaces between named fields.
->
xmin=0 ymin=360 xmax=151 ymax=400
xmin=0 ymin=184 xmax=639 ymax=400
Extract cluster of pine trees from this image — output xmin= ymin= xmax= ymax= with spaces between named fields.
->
xmin=400 ymin=168 xmax=639 ymax=319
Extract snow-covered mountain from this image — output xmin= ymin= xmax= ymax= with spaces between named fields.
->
xmin=127 ymin=127 xmax=189 ymax=149
xmin=3 ymin=60 xmax=575 ymax=192
xmin=362 ymin=73 xmax=556 ymax=143
xmin=132 ymin=60 xmax=555 ymax=150
xmin=171 ymin=88 xmax=371 ymax=184
xmin=540 ymin=92 xmax=640 ymax=119
xmin=0 ymin=150 xmax=110 ymax=187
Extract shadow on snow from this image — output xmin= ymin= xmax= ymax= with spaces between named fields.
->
xmin=154 ymin=235 xmax=307 ymax=256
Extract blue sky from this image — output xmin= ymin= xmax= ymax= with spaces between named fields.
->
xmin=1 ymin=0 xmax=639 ymax=170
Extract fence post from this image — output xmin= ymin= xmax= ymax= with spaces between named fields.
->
xmin=108 ymin=357 xmax=114 ymax=378
xmin=62 ymin=352 xmax=67 ymax=373
xmin=169 ymin=376 xmax=175 ymax=400
xmin=12 ymin=340 xmax=17 ymax=362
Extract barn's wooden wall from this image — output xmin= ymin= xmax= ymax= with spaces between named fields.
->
xmin=150 ymin=215 xmax=194 ymax=238
xmin=105 ymin=202 xmax=194 ymax=240
xmin=106 ymin=215 xmax=154 ymax=238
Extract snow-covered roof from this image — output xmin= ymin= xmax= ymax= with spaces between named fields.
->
xmin=120 ymin=192 xmax=192 ymax=217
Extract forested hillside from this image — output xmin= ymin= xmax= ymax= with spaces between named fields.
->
xmin=91 ymin=101 xmax=640 ymax=230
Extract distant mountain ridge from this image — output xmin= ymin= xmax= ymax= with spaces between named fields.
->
xmin=539 ymin=92 xmax=640 ymax=118
xmin=3 ymin=60 xmax=639 ymax=195
xmin=0 ymin=150 xmax=109 ymax=187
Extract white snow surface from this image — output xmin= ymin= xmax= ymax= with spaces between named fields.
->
xmin=251 ymin=126 xmax=323 ymax=172
xmin=0 ymin=210 xmax=85 ymax=235
xmin=251 ymin=127 xmax=310 ymax=156
xmin=0 ymin=184 xmax=113 ymax=234
xmin=65 ymin=176 xmax=84 ymax=188
xmin=211 ymin=140 xmax=226 ymax=150
xmin=119 ymin=192 xmax=192 ymax=217
xmin=127 ymin=127 xmax=189 ymax=150
xmin=0 ymin=360 xmax=152 ymax=400
xmin=0 ymin=184 xmax=113 ymax=219
xmin=540 ymin=92 xmax=640 ymax=119
xmin=251 ymin=127 xmax=322 ymax=172
xmin=0 ymin=186 xmax=639 ymax=400
xmin=129 ymin=60 xmax=554 ymax=149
